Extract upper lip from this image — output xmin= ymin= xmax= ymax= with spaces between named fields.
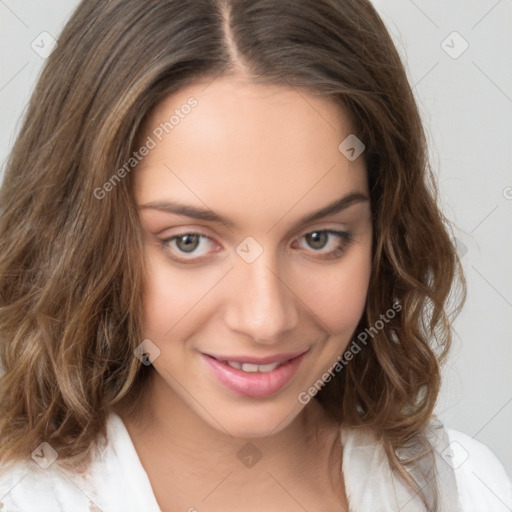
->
xmin=202 ymin=348 xmax=309 ymax=365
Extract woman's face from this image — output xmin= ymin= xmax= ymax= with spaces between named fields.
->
xmin=133 ymin=76 xmax=372 ymax=437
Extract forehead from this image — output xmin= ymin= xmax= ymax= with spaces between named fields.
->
xmin=134 ymin=76 xmax=367 ymax=227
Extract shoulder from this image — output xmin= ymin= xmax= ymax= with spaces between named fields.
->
xmin=339 ymin=420 xmax=512 ymax=512
xmin=445 ymin=428 xmax=512 ymax=512
xmin=0 ymin=412 xmax=161 ymax=512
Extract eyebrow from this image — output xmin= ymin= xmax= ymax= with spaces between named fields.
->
xmin=138 ymin=191 xmax=369 ymax=231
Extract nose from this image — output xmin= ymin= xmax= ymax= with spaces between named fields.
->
xmin=223 ymin=253 xmax=299 ymax=344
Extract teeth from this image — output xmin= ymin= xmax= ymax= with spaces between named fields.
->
xmin=226 ymin=361 xmax=280 ymax=373
xmin=241 ymin=363 xmax=259 ymax=373
xmin=257 ymin=362 xmax=280 ymax=372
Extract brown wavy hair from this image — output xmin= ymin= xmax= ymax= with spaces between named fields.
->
xmin=0 ymin=0 xmax=465 ymax=507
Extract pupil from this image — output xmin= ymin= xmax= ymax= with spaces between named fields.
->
xmin=307 ymin=231 xmax=327 ymax=250
xmin=177 ymin=234 xmax=199 ymax=253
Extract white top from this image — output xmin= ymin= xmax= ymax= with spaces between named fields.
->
xmin=0 ymin=412 xmax=510 ymax=511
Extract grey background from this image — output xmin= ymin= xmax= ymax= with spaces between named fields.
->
xmin=1 ymin=0 xmax=511 ymax=481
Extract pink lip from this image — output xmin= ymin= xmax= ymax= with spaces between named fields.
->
xmin=201 ymin=350 xmax=308 ymax=398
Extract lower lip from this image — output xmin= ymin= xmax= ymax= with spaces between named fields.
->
xmin=201 ymin=352 xmax=306 ymax=398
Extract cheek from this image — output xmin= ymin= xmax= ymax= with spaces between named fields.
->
xmin=294 ymin=244 xmax=371 ymax=333
xmin=141 ymin=255 xmax=219 ymax=339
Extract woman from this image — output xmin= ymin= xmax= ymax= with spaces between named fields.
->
xmin=0 ymin=0 xmax=510 ymax=511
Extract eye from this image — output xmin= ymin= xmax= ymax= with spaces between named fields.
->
xmin=160 ymin=229 xmax=354 ymax=263
xmin=160 ymin=232 xmax=218 ymax=262
xmin=295 ymin=230 xmax=354 ymax=259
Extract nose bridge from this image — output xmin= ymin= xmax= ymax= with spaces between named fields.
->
xmin=225 ymin=249 xmax=298 ymax=342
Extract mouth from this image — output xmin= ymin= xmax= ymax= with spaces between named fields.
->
xmin=201 ymin=349 xmax=309 ymax=398
xmin=203 ymin=349 xmax=307 ymax=370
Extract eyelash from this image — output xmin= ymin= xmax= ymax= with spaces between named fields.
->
xmin=159 ymin=229 xmax=354 ymax=263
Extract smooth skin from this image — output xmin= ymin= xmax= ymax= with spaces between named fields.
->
xmin=119 ymin=75 xmax=373 ymax=511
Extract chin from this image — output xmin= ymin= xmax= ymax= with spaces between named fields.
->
xmin=197 ymin=395 xmax=306 ymax=439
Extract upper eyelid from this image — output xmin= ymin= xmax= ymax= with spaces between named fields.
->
xmin=162 ymin=221 xmax=352 ymax=240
